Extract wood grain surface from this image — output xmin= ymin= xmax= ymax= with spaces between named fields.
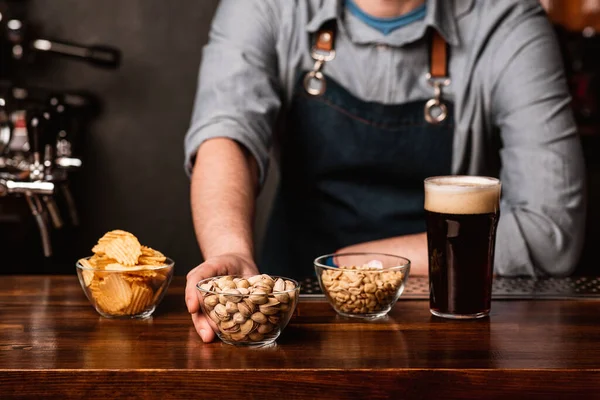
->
xmin=1 ymin=276 xmax=600 ymax=399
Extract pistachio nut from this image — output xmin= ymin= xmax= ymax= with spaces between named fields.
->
xmin=209 ymin=310 xmax=220 ymax=325
xmin=214 ymin=304 xmax=230 ymax=321
xmin=225 ymin=301 xmax=239 ymax=314
xmin=220 ymin=319 xmax=240 ymax=333
xmin=257 ymin=322 xmax=274 ymax=334
xmin=230 ymin=331 xmax=248 ymax=341
xmin=204 ymin=295 xmax=219 ymax=308
xmin=273 ymin=278 xmax=286 ymax=293
xmin=250 ymin=311 xmax=268 ymax=324
xmin=221 ymin=288 xmax=243 ymax=303
xmin=233 ymin=312 xmax=247 ymax=325
xmin=247 ymin=275 xmax=263 ymax=286
xmin=236 ymin=279 xmax=250 ymax=289
xmin=238 ymin=300 xmax=255 ymax=318
xmin=249 ymin=289 xmax=269 ymax=305
xmin=239 ymin=319 xmax=257 ymax=335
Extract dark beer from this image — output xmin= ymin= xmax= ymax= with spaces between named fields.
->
xmin=424 ymin=176 xmax=501 ymax=319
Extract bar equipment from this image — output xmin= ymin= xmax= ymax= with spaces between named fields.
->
xmin=0 ymin=1 xmax=121 ymax=258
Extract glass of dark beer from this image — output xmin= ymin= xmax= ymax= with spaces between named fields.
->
xmin=424 ymin=176 xmax=501 ymax=319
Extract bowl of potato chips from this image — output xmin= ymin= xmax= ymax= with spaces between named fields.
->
xmin=76 ymin=230 xmax=174 ymax=319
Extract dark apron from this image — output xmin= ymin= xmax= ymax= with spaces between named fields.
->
xmin=260 ymin=28 xmax=454 ymax=279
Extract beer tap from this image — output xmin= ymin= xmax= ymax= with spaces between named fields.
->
xmin=3 ymin=17 xmax=121 ymax=72
xmin=47 ymin=94 xmax=80 ymax=226
xmin=0 ymin=97 xmax=12 ymax=156
xmin=25 ymin=110 xmax=54 ymax=256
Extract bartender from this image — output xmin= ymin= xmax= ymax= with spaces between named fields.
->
xmin=184 ymin=0 xmax=585 ymax=342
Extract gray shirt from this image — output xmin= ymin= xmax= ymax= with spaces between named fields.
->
xmin=184 ymin=0 xmax=586 ymax=277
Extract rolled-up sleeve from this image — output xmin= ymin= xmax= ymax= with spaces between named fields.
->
xmin=184 ymin=0 xmax=281 ymax=186
xmin=491 ymin=11 xmax=586 ymax=276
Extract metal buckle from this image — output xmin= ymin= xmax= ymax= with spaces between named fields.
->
xmin=303 ymin=70 xmax=326 ymax=96
xmin=304 ymin=46 xmax=336 ymax=96
xmin=424 ymin=73 xmax=451 ymax=124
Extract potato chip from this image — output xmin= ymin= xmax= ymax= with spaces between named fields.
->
xmin=90 ymin=254 xmax=117 ymax=270
xmin=125 ymin=281 xmax=153 ymax=315
xmin=91 ymin=274 xmax=133 ymax=314
xmin=125 ymin=269 xmax=158 ymax=279
xmin=92 ymin=230 xmax=136 ymax=255
xmin=138 ymin=256 xmax=166 ymax=266
xmin=81 ymin=269 xmax=95 ymax=287
xmin=122 ymin=274 xmax=148 ymax=283
xmin=104 ymin=235 xmax=142 ymax=266
xmin=141 ymin=245 xmax=165 ymax=258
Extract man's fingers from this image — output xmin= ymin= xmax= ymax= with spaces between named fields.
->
xmin=192 ymin=312 xmax=215 ymax=343
xmin=185 ymin=261 xmax=230 ymax=313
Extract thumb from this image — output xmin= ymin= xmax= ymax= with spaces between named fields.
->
xmin=185 ymin=259 xmax=231 ymax=313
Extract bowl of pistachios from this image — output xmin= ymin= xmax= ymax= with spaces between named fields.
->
xmin=314 ymin=252 xmax=410 ymax=319
xmin=196 ymin=274 xmax=300 ymax=347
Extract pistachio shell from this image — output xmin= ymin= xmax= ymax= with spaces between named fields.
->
xmin=208 ymin=310 xmax=220 ymax=324
xmin=233 ymin=312 xmax=247 ymax=324
xmin=249 ymin=290 xmax=269 ymax=305
xmin=199 ymin=282 xmax=214 ymax=292
xmin=236 ymin=279 xmax=250 ymax=289
xmin=257 ymin=322 xmax=274 ymax=334
xmin=273 ymin=278 xmax=285 ymax=293
xmin=240 ymin=319 xmax=257 ymax=335
xmin=250 ymin=312 xmax=268 ymax=324
xmin=260 ymin=274 xmax=275 ymax=288
xmin=268 ymin=315 xmax=280 ymax=324
xmin=214 ymin=304 xmax=230 ymax=321
xmin=230 ymin=331 xmax=248 ymax=341
xmin=274 ymin=293 xmax=289 ymax=304
xmin=222 ymin=288 xmax=243 ymax=303
xmin=237 ymin=287 xmax=250 ymax=295
xmin=238 ymin=300 xmax=255 ymax=318
xmin=247 ymin=275 xmax=263 ymax=286
xmin=225 ymin=301 xmax=238 ymax=314
xmin=204 ymin=295 xmax=219 ymax=308
xmin=252 ymin=283 xmax=272 ymax=293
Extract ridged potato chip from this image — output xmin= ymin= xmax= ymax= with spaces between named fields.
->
xmin=126 ymin=282 xmax=153 ymax=315
xmin=92 ymin=274 xmax=133 ymax=314
xmin=104 ymin=235 xmax=142 ymax=266
xmin=92 ymin=230 xmax=136 ymax=255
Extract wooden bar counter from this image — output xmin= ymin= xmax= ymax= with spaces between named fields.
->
xmin=1 ymin=276 xmax=600 ymax=399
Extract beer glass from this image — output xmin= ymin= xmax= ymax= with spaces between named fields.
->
xmin=424 ymin=176 xmax=501 ymax=319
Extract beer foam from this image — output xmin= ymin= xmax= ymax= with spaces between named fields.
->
xmin=424 ymin=176 xmax=500 ymax=215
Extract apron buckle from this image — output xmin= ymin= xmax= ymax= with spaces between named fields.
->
xmin=425 ymin=74 xmax=451 ymax=124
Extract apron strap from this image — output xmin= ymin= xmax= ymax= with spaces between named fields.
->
xmin=430 ymin=30 xmax=448 ymax=78
xmin=425 ymin=29 xmax=451 ymax=124
xmin=304 ymin=23 xmax=337 ymax=96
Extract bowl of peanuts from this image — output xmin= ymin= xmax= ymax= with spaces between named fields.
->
xmin=314 ymin=253 xmax=410 ymax=319
xmin=196 ymin=274 xmax=300 ymax=347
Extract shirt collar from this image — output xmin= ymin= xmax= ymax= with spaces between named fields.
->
xmin=306 ymin=0 xmax=470 ymax=47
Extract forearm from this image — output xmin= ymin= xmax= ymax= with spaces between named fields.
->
xmin=338 ymin=233 xmax=429 ymax=275
xmin=190 ymin=138 xmax=259 ymax=260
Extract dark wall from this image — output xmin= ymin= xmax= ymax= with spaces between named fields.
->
xmin=2 ymin=0 xmax=223 ymax=274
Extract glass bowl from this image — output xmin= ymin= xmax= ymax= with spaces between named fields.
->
xmin=314 ymin=252 xmax=410 ymax=319
xmin=196 ymin=275 xmax=300 ymax=347
xmin=76 ymin=257 xmax=174 ymax=319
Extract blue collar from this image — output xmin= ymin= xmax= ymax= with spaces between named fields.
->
xmin=306 ymin=0 xmax=473 ymax=47
xmin=345 ymin=0 xmax=427 ymax=35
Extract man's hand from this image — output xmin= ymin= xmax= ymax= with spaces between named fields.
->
xmin=185 ymin=253 xmax=259 ymax=342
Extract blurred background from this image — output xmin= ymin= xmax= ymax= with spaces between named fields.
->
xmin=0 ymin=0 xmax=598 ymax=276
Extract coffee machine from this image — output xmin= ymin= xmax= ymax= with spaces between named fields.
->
xmin=0 ymin=0 xmax=121 ymax=267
